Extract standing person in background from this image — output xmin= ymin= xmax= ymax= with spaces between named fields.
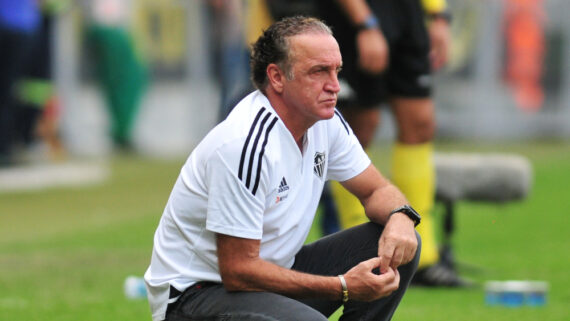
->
xmin=14 ymin=0 xmax=68 ymax=162
xmin=504 ymin=0 xmax=546 ymax=111
xmin=214 ymin=0 xmax=275 ymax=122
xmin=145 ymin=16 xmax=421 ymax=321
xmin=0 ymin=0 xmax=41 ymax=166
xmin=83 ymin=0 xmax=148 ymax=151
xmin=315 ymin=0 xmax=467 ymax=286
xmin=208 ymin=0 xmax=251 ymax=122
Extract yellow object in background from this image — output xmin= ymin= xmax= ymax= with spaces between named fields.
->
xmin=330 ymin=180 xmax=368 ymax=229
xmin=245 ymin=0 xmax=274 ymax=45
xmin=133 ymin=1 xmax=186 ymax=68
xmin=391 ymin=142 xmax=438 ymax=268
xmin=331 ymin=142 xmax=439 ymax=269
xmin=422 ymin=0 xmax=447 ymax=13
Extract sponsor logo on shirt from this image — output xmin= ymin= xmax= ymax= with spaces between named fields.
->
xmin=276 ymin=177 xmax=289 ymax=204
xmin=278 ymin=177 xmax=289 ymax=193
xmin=314 ymin=152 xmax=326 ymax=179
xmin=275 ymin=195 xmax=288 ymax=204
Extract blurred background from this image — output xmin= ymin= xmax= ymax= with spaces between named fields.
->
xmin=3 ymin=0 xmax=569 ymax=163
xmin=0 ymin=0 xmax=569 ymax=320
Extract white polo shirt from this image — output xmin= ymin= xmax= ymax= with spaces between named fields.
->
xmin=144 ymin=90 xmax=370 ymax=321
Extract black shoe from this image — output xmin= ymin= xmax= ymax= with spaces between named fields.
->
xmin=412 ymin=262 xmax=474 ymax=287
xmin=113 ymin=138 xmax=136 ymax=154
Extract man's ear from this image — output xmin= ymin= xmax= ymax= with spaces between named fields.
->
xmin=266 ymin=63 xmax=285 ymax=94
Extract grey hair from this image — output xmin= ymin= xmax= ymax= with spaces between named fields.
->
xmin=250 ymin=16 xmax=333 ymax=92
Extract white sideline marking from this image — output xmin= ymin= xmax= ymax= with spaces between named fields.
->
xmin=0 ymin=161 xmax=110 ymax=192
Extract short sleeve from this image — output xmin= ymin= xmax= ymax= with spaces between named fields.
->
xmin=205 ymin=149 xmax=266 ymax=240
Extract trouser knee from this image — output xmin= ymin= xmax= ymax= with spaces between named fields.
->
xmin=413 ymin=230 xmax=422 ymax=265
xmin=404 ymin=231 xmax=422 ymax=277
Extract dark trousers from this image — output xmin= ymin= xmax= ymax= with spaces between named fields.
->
xmin=166 ymin=222 xmax=421 ymax=321
xmin=0 ymin=27 xmax=37 ymax=162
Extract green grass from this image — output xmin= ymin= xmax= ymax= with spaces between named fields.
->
xmin=1 ymin=141 xmax=569 ymax=320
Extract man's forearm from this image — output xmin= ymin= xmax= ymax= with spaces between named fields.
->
xmin=217 ymin=234 xmax=342 ymax=300
xmin=222 ymin=256 xmax=342 ymax=300
xmin=362 ymin=183 xmax=409 ymax=225
xmin=341 ymin=165 xmax=409 ymax=225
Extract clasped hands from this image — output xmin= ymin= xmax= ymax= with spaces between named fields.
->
xmin=342 ymin=215 xmax=418 ymax=302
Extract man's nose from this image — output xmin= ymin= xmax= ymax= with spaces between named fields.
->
xmin=325 ymin=73 xmax=341 ymax=93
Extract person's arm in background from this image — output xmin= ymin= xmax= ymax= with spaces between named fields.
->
xmin=335 ymin=0 xmax=389 ymax=74
xmin=422 ymin=0 xmax=452 ymax=70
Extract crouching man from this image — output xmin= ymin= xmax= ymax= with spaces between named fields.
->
xmin=145 ymin=16 xmax=421 ymax=321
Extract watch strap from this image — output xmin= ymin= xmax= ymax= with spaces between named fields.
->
xmin=389 ymin=205 xmax=421 ymax=227
xmin=356 ymin=14 xmax=380 ymax=32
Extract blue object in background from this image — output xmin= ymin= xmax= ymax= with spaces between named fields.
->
xmin=0 ymin=0 xmax=41 ymax=32
xmin=485 ymin=281 xmax=548 ymax=307
xmin=124 ymin=275 xmax=147 ymax=299
xmin=484 ymin=281 xmax=502 ymax=306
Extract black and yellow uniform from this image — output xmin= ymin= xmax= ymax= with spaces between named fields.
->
xmin=318 ymin=0 xmax=432 ymax=107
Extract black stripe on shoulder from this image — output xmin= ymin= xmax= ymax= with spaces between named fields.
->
xmin=252 ymin=116 xmax=278 ymax=195
xmin=246 ymin=112 xmax=272 ymax=188
xmin=334 ymin=109 xmax=350 ymax=134
xmin=238 ymin=107 xmax=266 ymax=180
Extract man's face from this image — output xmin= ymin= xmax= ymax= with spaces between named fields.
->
xmin=281 ymin=33 xmax=342 ymax=123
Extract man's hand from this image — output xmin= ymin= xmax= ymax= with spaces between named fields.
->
xmin=343 ymin=257 xmax=400 ymax=301
xmin=428 ymin=18 xmax=451 ymax=71
xmin=377 ymin=213 xmax=418 ymax=273
xmin=357 ymin=28 xmax=389 ymax=74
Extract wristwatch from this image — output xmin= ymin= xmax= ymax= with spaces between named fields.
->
xmin=355 ymin=14 xmax=380 ymax=32
xmin=389 ymin=205 xmax=421 ymax=227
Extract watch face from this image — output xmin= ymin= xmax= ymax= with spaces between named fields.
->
xmin=406 ymin=205 xmax=420 ymax=217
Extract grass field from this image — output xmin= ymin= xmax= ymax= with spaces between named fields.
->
xmin=1 ymin=141 xmax=569 ymax=320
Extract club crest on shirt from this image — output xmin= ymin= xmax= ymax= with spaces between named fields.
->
xmin=313 ymin=152 xmax=326 ymax=179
